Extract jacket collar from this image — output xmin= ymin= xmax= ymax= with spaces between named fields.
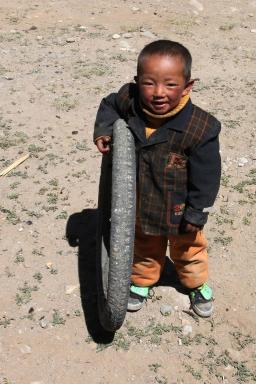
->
xmin=128 ymin=98 xmax=193 ymax=145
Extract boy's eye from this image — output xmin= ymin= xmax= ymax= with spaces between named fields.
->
xmin=166 ymin=83 xmax=177 ymax=87
xmin=142 ymin=81 xmax=154 ymax=86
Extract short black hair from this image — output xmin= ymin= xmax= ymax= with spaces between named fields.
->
xmin=137 ymin=40 xmax=192 ymax=82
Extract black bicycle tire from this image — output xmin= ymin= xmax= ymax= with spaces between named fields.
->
xmin=96 ymin=119 xmax=136 ymax=332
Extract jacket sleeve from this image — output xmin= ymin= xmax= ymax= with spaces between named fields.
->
xmin=184 ymin=120 xmax=221 ymax=226
xmin=93 ymin=92 xmax=121 ymax=142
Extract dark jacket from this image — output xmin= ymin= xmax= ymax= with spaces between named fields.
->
xmin=94 ymin=83 xmax=221 ymax=235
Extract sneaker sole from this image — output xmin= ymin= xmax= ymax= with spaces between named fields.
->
xmin=127 ymin=302 xmax=144 ymax=312
xmin=192 ymin=303 xmax=214 ymax=318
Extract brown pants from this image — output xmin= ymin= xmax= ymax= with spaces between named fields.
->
xmin=131 ymin=220 xmax=208 ymax=289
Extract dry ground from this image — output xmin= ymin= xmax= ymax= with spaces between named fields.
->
xmin=0 ymin=1 xmax=255 ymax=383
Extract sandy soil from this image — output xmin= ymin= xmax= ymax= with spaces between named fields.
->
xmin=0 ymin=1 xmax=256 ymax=383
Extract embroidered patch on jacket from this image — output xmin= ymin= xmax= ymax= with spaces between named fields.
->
xmin=167 ymin=153 xmax=187 ymax=169
xmin=173 ymin=203 xmax=185 ymax=216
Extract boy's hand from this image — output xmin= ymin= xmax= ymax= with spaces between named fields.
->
xmin=95 ymin=136 xmax=111 ymax=154
xmin=184 ymin=222 xmax=202 ymax=233
xmin=180 ymin=219 xmax=203 ymax=234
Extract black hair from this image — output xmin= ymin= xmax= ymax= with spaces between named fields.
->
xmin=137 ymin=40 xmax=192 ymax=82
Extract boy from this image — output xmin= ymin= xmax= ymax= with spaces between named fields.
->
xmin=94 ymin=40 xmax=221 ymax=318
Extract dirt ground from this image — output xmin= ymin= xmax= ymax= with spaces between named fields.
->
xmin=0 ymin=0 xmax=255 ymax=383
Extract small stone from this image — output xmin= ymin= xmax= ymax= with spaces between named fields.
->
xmin=18 ymin=227 xmax=24 ymax=232
xmin=46 ymin=262 xmax=53 ymax=269
xmin=30 ymin=381 xmax=44 ymax=384
xmin=132 ymin=7 xmax=140 ymax=12
xmin=65 ymin=284 xmax=79 ymax=295
xmin=250 ymin=29 xmax=256 ymax=33
xmin=36 ymin=36 xmax=43 ymax=40
xmin=178 ymin=338 xmax=182 ymax=346
xmin=39 ymin=317 xmax=48 ymax=329
xmin=182 ymin=324 xmax=193 ymax=335
xmin=29 ymin=25 xmax=37 ymax=30
xmin=112 ymin=33 xmax=121 ymax=39
xmin=189 ymin=0 xmax=204 ymax=11
xmin=160 ymin=304 xmax=173 ymax=316
xmin=72 ymin=130 xmax=78 ymax=135
xmin=122 ymin=32 xmax=133 ymax=39
xmin=66 ymin=37 xmax=76 ymax=43
xmin=26 ymin=220 xmax=33 ymax=225
xmin=4 ymin=76 xmax=14 ymax=80
xmin=78 ymin=25 xmax=87 ymax=31
xmin=20 ymin=344 xmax=32 ymax=354
xmin=238 ymin=157 xmax=248 ymax=166
xmin=140 ymin=30 xmax=157 ymax=39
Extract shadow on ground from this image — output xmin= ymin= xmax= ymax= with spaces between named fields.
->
xmin=66 ymin=208 xmax=114 ymax=344
xmin=66 ymin=208 xmax=187 ymax=342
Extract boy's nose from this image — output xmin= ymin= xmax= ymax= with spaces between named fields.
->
xmin=153 ymin=84 xmax=165 ymax=98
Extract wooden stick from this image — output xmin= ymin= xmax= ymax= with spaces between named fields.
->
xmin=0 ymin=154 xmax=30 ymax=177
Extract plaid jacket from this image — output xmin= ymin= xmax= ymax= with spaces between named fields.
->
xmin=94 ymin=83 xmax=221 ymax=235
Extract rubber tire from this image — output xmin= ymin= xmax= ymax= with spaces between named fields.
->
xmin=96 ymin=119 xmax=136 ymax=332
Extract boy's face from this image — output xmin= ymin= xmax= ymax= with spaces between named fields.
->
xmin=137 ymin=54 xmax=193 ymax=115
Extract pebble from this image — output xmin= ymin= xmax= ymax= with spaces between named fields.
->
xmin=178 ymin=338 xmax=183 ymax=346
xmin=20 ymin=344 xmax=32 ymax=354
xmin=4 ymin=76 xmax=14 ymax=80
xmin=112 ymin=33 xmax=121 ymax=39
xmin=238 ymin=157 xmax=248 ymax=166
xmin=182 ymin=324 xmax=193 ymax=335
xmin=77 ymin=25 xmax=87 ymax=31
xmin=29 ymin=25 xmax=37 ymax=30
xmin=189 ymin=0 xmax=204 ymax=11
xmin=131 ymin=7 xmax=140 ymax=12
xmin=160 ymin=304 xmax=173 ymax=316
xmin=122 ymin=32 xmax=133 ymax=39
xmin=65 ymin=284 xmax=79 ymax=295
xmin=30 ymin=381 xmax=44 ymax=384
xmin=140 ymin=30 xmax=157 ymax=39
xmin=39 ymin=317 xmax=48 ymax=329
xmin=250 ymin=29 xmax=256 ymax=33
xmin=36 ymin=36 xmax=43 ymax=40
xmin=66 ymin=37 xmax=76 ymax=43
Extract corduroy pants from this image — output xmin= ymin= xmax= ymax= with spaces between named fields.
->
xmin=131 ymin=219 xmax=208 ymax=289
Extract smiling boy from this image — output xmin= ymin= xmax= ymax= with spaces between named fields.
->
xmin=94 ymin=40 xmax=221 ymax=317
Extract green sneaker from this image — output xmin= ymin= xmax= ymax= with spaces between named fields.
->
xmin=127 ymin=285 xmax=149 ymax=312
xmin=189 ymin=283 xmax=213 ymax=318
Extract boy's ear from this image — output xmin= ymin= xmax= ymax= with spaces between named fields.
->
xmin=182 ymin=79 xmax=195 ymax=96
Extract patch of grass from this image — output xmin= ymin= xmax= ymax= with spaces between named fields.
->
xmin=149 ymin=363 xmax=162 ymax=373
xmin=0 ymin=206 xmax=20 ymax=225
xmin=75 ymin=140 xmax=90 ymax=151
xmin=213 ymin=235 xmax=233 ymax=247
xmin=9 ymin=181 xmax=20 ymax=189
xmin=184 ymin=364 xmax=202 ymax=380
xmin=15 ymin=282 xmax=38 ymax=306
xmin=52 ymin=309 xmax=65 ymax=326
xmin=33 ymin=272 xmax=43 ymax=283
xmin=0 ymin=316 xmax=13 ymax=328
xmin=47 ymin=193 xmax=58 ymax=205
xmin=48 ymin=178 xmax=58 ymax=187
xmin=0 ymin=131 xmax=28 ymax=149
xmin=230 ymin=331 xmax=256 ymax=351
xmin=7 ymin=170 xmax=28 ymax=179
xmin=219 ymin=24 xmax=235 ymax=31
xmin=7 ymin=192 xmax=19 ymax=200
xmin=53 ymin=94 xmax=78 ymax=112
xmin=56 ymin=211 xmax=68 ymax=220
xmin=14 ymin=249 xmax=24 ymax=263
xmin=74 ymin=62 xmax=109 ymax=79
xmin=28 ymin=143 xmax=46 ymax=155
